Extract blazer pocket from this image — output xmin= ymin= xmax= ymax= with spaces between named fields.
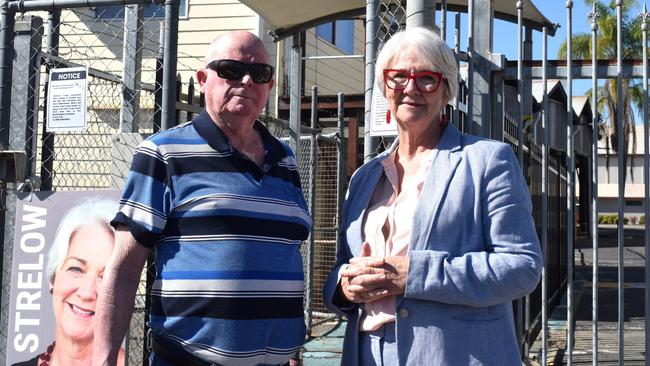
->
xmin=452 ymin=305 xmax=504 ymax=322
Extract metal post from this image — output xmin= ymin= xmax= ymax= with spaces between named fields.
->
xmin=0 ymin=7 xmax=15 ymax=329
xmin=453 ymin=11 xmax=460 ymax=129
xmin=517 ymin=1 xmax=524 ymax=168
xmin=541 ymin=24 xmax=549 ymax=366
xmin=161 ymin=0 xmax=179 ymax=130
xmin=440 ymin=0 xmax=447 ymax=40
xmin=40 ymin=11 xmax=59 ymax=191
xmin=10 ymin=16 xmax=43 ymax=177
xmin=405 ymin=0 xmax=436 ymax=29
xmin=466 ymin=0 xmax=474 ymax=134
xmin=306 ymin=85 xmax=318 ymax=335
xmin=589 ymin=5 xmax=600 ymax=364
xmin=515 ymin=0 xmax=525 ymax=355
xmin=0 ymin=17 xmax=43 ymax=365
xmin=615 ymin=2 xmax=625 ymax=364
xmin=121 ymin=4 xmax=144 ymax=133
xmin=523 ymin=26 xmax=533 ymax=137
xmin=523 ymin=25 xmax=533 ymax=357
xmin=565 ymin=2 xmax=575 ymax=365
xmin=364 ymin=0 xmax=379 ymax=162
xmin=337 ymin=92 xmax=346 ymax=245
xmin=469 ymin=0 xmax=493 ymax=138
xmin=289 ymin=34 xmax=302 ymax=165
xmin=641 ymin=5 xmax=650 ymax=365
xmin=153 ymin=21 xmax=164 ymax=134
xmin=0 ymin=0 xmax=16 ymax=150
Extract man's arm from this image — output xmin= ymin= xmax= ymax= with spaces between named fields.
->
xmin=94 ymin=225 xmax=150 ymax=366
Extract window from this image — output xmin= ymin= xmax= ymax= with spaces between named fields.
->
xmin=95 ymin=0 xmax=188 ymax=19
xmin=316 ymin=22 xmax=333 ymax=43
xmin=316 ymin=20 xmax=355 ymax=54
xmin=626 ymin=200 xmax=643 ymax=207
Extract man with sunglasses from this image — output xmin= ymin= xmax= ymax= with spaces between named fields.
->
xmin=94 ymin=31 xmax=311 ymax=366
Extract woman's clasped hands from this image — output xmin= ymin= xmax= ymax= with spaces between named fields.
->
xmin=339 ymin=242 xmax=409 ymax=304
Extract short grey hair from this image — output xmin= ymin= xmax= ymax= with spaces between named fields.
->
xmin=46 ymin=199 xmax=119 ymax=284
xmin=375 ymin=27 xmax=458 ymax=102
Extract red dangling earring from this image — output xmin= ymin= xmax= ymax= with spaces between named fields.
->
xmin=386 ymin=110 xmax=391 ymax=124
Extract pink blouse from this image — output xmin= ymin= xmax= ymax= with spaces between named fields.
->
xmin=359 ymin=148 xmax=435 ymax=331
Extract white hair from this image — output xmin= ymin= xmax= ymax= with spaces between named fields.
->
xmin=375 ymin=27 xmax=458 ymax=102
xmin=46 ymin=198 xmax=119 ymax=283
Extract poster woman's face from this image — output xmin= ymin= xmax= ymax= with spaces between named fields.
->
xmin=52 ymin=224 xmax=114 ymax=344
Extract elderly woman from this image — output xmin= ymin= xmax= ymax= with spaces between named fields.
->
xmin=13 ymin=199 xmax=125 ymax=366
xmin=324 ymin=27 xmax=542 ymax=365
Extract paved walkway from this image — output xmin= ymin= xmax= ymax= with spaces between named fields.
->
xmin=302 ymin=319 xmax=345 ymax=365
xmin=529 ymin=225 xmax=647 ymax=365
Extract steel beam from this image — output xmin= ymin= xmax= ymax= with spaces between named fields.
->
xmin=503 ymin=61 xmax=649 ymax=79
xmin=406 ymin=0 xmax=436 ymax=29
xmin=160 ymin=0 xmax=179 ymax=130
xmin=363 ymin=0 xmax=379 ymax=162
xmin=615 ymin=2 xmax=625 ymax=363
xmin=289 ymin=33 xmax=302 ymax=164
xmin=565 ymin=3 xmax=575 ymax=365
xmin=589 ymin=5 xmax=600 ymax=365
xmin=469 ymin=0 xmax=493 ymax=137
xmin=8 ymin=0 xmax=158 ymax=12
xmin=641 ymin=5 xmax=650 ymax=366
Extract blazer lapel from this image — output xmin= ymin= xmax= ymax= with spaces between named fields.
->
xmin=410 ymin=124 xmax=463 ymax=251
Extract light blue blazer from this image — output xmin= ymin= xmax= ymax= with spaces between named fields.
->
xmin=323 ymin=123 xmax=542 ymax=365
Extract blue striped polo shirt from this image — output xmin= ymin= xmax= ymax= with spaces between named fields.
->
xmin=112 ymin=111 xmax=312 ymax=366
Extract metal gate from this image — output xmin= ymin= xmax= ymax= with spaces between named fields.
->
xmin=358 ymin=0 xmax=650 ymax=365
xmin=0 ymin=3 xmax=174 ymax=364
xmin=0 ymin=4 xmax=349 ymax=364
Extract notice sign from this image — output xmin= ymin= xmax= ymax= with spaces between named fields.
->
xmin=46 ymin=67 xmax=88 ymax=132
xmin=369 ymin=83 xmax=398 ymax=136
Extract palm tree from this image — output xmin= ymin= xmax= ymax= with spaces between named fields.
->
xmin=558 ymin=0 xmax=645 ymax=182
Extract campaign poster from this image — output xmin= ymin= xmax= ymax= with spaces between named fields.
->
xmin=7 ymin=190 xmax=121 ymax=366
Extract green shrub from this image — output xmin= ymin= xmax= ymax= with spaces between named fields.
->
xmin=597 ymin=214 xmax=627 ymax=225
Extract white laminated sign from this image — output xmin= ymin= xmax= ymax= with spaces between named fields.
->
xmin=46 ymin=67 xmax=88 ymax=132
xmin=369 ymin=83 xmax=398 ymax=136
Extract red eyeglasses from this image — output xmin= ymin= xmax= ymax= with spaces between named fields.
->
xmin=383 ymin=69 xmax=444 ymax=93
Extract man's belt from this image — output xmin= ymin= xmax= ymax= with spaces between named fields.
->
xmin=151 ymin=334 xmax=222 ymax=366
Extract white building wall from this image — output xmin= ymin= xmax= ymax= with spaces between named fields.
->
xmin=302 ymin=20 xmax=365 ymax=96
xmin=597 ymin=125 xmax=647 ymax=216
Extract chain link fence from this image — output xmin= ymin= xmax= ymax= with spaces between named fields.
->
xmin=1 ymin=4 xmax=350 ymax=364
xmin=2 ymin=5 xmax=164 ymax=365
xmin=265 ymin=116 xmax=342 ymax=329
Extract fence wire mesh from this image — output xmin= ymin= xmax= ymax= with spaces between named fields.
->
xmin=2 ymin=3 xmax=350 ymax=357
xmin=265 ymin=117 xmax=342 ymax=328
xmin=2 ymin=6 xmax=165 ymax=365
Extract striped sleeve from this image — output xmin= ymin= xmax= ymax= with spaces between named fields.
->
xmin=112 ymin=139 xmax=173 ymax=247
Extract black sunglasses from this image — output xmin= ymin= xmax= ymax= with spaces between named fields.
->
xmin=206 ymin=59 xmax=274 ymax=84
